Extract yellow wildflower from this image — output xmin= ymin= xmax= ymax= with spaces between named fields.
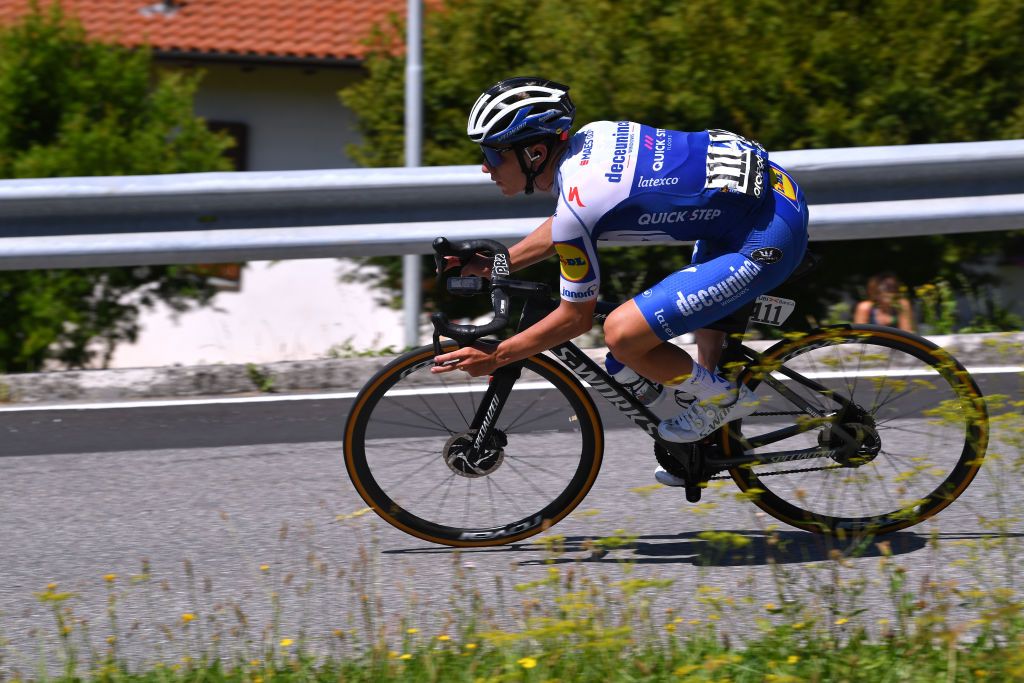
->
xmin=437 ymin=634 xmax=451 ymax=641
xmin=664 ymin=623 xmax=676 ymax=632
xmin=787 ymin=655 xmax=799 ymax=664
xmin=834 ymin=617 xmax=848 ymax=626
xmin=280 ymin=638 xmax=294 ymax=647
xmin=103 ymin=574 xmax=117 ymax=583
xmin=518 ymin=657 xmax=538 ymax=669
xmin=259 ymin=564 xmax=270 ymax=572
xmin=465 ymin=643 xmax=477 ymax=650
xmin=180 ymin=613 xmax=195 ymax=624
xmin=406 ymin=627 xmax=419 ymax=634
xmin=399 ymin=654 xmax=412 ymax=660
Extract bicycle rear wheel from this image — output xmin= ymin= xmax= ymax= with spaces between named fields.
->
xmin=721 ymin=325 xmax=987 ymax=536
xmin=344 ymin=343 xmax=604 ymax=547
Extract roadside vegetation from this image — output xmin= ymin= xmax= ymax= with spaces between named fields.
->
xmin=0 ymin=3 xmax=233 ymax=372
xmin=3 ymin=386 xmax=1022 ymax=681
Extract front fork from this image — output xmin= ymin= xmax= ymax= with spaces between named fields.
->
xmin=465 ymin=363 xmax=523 ymax=460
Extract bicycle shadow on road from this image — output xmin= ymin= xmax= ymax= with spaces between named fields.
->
xmin=521 ymin=529 xmax=927 ymax=567
xmin=386 ymin=529 xmax=935 ymax=567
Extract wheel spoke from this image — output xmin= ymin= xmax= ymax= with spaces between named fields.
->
xmin=732 ymin=331 xmax=984 ymax=534
xmin=347 ymin=352 xmax=602 ymax=545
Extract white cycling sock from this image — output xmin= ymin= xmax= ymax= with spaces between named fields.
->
xmin=665 ymin=363 xmax=733 ymax=402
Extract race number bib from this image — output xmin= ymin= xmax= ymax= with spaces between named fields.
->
xmin=749 ymin=295 xmax=796 ymax=326
xmin=705 ymin=129 xmax=767 ymax=199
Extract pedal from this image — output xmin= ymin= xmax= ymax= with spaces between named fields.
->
xmin=685 ymin=486 xmax=702 ymax=503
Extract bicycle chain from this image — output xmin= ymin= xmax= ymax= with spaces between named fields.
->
xmin=708 ymin=463 xmax=844 ymax=480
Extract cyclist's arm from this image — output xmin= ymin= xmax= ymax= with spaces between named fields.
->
xmin=448 ymin=217 xmax=554 ymax=277
xmin=494 ymin=298 xmax=595 ymax=366
xmin=509 ymin=216 xmax=556 ymax=271
xmin=431 ymin=298 xmax=594 ymax=376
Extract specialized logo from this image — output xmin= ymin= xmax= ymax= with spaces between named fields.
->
xmin=675 ymin=259 xmax=762 ymax=317
xmin=568 ymin=186 xmax=586 ymax=208
xmin=472 ymin=393 xmax=503 ymax=451
xmin=579 ymin=129 xmax=594 ymax=165
xmin=638 ymin=209 xmax=721 ymax=225
xmin=751 ymin=247 xmax=784 ymax=264
xmin=605 ymin=121 xmax=633 ymax=183
xmin=555 ymin=238 xmax=594 ymax=283
xmin=550 ymin=347 xmax=659 ymax=438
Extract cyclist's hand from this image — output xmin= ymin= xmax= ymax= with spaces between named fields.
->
xmin=442 ymin=253 xmax=493 ymax=278
xmin=431 ymin=341 xmax=499 ymax=377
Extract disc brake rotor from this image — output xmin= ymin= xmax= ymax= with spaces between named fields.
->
xmin=442 ymin=431 xmax=507 ymax=478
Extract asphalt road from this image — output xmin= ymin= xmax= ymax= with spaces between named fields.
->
xmin=0 ymin=371 xmax=1021 ymax=673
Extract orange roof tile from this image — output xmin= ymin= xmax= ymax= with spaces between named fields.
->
xmin=0 ymin=0 xmax=407 ymax=62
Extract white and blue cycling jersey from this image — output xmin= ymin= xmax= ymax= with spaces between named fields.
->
xmin=552 ymin=121 xmax=809 ymax=339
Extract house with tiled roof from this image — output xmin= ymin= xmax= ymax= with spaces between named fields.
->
xmin=0 ymin=0 xmax=406 ymax=170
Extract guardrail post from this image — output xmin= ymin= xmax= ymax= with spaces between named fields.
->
xmin=403 ymin=0 xmax=423 ymax=348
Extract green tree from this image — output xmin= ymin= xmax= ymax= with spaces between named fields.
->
xmin=342 ymin=0 xmax=1024 ymax=328
xmin=0 ymin=2 xmax=234 ymax=371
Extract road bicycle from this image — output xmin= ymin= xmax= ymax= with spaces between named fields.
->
xmin=343 ymin=238 xmax=988 ymax=547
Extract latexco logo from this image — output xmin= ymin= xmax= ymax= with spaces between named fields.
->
xmin=637 ymin=176 xmax=679 ymax=188
xmin=652 ymin=307 xmax=676 ymax=337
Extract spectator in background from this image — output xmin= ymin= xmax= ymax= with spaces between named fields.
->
xmin=854 ymin=271 xmax=914 ymax=331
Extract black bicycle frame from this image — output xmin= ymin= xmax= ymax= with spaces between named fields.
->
xmin=462 ymin=286 xmax=859 ymax=478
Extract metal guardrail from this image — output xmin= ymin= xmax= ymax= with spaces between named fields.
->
xmin=0 ymin=138 xmax=1022 ymax=270
xmin=2 ymin=195 xmax=1024 ymax=270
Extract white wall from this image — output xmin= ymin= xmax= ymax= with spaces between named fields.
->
xmin=182 ymin=61 xmax=365 ymax=171
xmin=109 ymin=259 xmax=404 ymax=368
xmin=106 ymin=61 xmax=405 ymax=369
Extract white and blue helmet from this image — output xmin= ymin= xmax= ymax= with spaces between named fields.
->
xmin=468 ymin=77 xmax=575 ymax=193
xmin=468 ymin=77 xmax=574 ymax=147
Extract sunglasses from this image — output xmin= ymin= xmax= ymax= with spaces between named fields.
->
xmin=481 ymin=145 xmax=512 ymax=168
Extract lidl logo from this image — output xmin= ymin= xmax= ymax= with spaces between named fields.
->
xmin=770 ymin=167 xmax=797 ymax=202
xmin=555 ymin=241 xmax=592 ymax=283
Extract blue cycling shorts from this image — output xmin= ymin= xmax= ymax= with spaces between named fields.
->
xmin=634 ymin=164 xmax=809 ymax=340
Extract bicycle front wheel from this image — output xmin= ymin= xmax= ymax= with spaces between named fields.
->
xmin=721 ymin=325 xmax=988 ymax=536
xmin=344 ymin=344 xmax=604 ymax=547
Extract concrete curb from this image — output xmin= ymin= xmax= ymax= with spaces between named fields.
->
xmin=0 ymin=331 xmax=1020 ymax=406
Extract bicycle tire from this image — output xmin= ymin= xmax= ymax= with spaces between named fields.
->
xmin=344 ymin=343 xmax=604 ymax=547
xmin=721 ymin=324 xmax=988 ymax=536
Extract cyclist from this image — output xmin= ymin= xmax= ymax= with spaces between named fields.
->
xmin=432 ymin=76 xmax=809 ymax=486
